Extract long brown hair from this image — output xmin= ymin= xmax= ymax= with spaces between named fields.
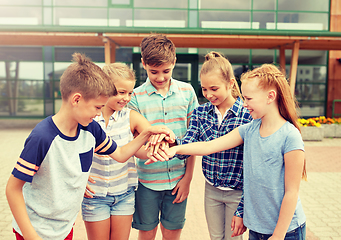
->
xmin=241 ymin=64 xmax=307 ymax=180
xmin=200 ymin=51 xmax=241 ymax=99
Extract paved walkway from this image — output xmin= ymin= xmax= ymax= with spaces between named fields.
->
xmin=0 ymin=127 xmax=340 ymax=240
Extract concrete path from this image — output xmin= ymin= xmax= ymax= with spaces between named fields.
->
xmin=0 ymin=128 xmax=340 ymax=240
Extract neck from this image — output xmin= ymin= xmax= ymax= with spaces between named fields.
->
xmin=52 ymin=106 xmax=79 ymax=137
xmin=156 ymin=81 xmax=171 ymax=96
xmin=259 ymin=107 xmax=286 ymax=137
xmin=102 ymin=106 xmax=115 ymax=127
xmin=217 ymin=97 xmax=236 ymax=115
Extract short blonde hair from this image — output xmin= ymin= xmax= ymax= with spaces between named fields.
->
xmin=102 ymin=62 xmax=136 ymax=83
xmin=60 ymin=53 xmax=117 ymax=100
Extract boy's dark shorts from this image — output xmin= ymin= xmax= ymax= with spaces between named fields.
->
xmin=132 ymin=182 xmax=187 ymax=231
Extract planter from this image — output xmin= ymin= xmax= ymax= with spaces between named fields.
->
xmin=301 ymin=126 xmax=324 ymax=141
xmin=335 ymin=125 xmax=341 ymax=138
xmin=322 ymin=124 xmax=336 ymax=138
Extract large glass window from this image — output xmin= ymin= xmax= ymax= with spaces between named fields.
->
xmin=134 ymin=0 xmax=187 ymax=9
xmin=200 ymin=0 xmax=251 ymax=10
xmin=54 ymin=0 xmax=107 ymax=7
xmin=0 ymin=0 xmax=331 ymax=31
xmin=253 ymin=0 xmax=275 ymax=10
xmin=54 ymin=8 xmax=108 ymax=26
xmin=109 ymin=8 xmax=132 ymax=27
xmin=0 ymin=6 xmax=42 ymax=25
xmin=131 ymin=9 xmax=187 ymax=28
xmin=0 ymin=0 xmax=41 ymax=5
xmin=252 ymin=12 xmax=275 ymax=29
xmin=200 ymin=11 xmax=252 ymax=29
xmin=278 ymin=0 xmax=329 ymax=12
xmin=275 ymin=12 xmax=329 ymax=30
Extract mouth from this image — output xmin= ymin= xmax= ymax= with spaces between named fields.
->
xmin=209 ymin=98 xmax=218 ymax=104
xmin=118 ymin=102 xmax=127 ymax=107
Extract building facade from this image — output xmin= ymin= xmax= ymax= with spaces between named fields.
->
xmin=0 ymin=0 xmax=340 ymax=118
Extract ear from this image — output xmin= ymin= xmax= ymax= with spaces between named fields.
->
xmin=267 ymin=90 xmax=277 ymax=104
xmin=71 ymin=93 xmax=82 ymax=106
xmin=229 ymin=78 xmax=236 ymax=89
xmin=173 ymin=57 xmax=177 ymax=65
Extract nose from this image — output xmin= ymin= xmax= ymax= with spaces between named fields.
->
xmin=206 ymin=92 xmax=213 ymax=99
xmin=243 ymin=100 xmax=247 ymax=108
xmin=123 ymin=94 xmax=130 ymax=102
xmin=156 ymin=74 xmax=164 ymax=81
xmin=96 ymin=109 xmax=101 ymax=117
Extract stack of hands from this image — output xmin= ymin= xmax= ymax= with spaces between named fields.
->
xmin=145 ymin=131 xmax=176 ymax=165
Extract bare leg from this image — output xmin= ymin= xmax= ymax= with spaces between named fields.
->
xmin=84 ymin=218 xmax=110 ymax=240
xmin=138 ymin=226 xmax=158 ymax=240
xmin=110 ymin=215 xmax=133 ymax=240
xmin=160 ymin=223 xmax=182 ymax=240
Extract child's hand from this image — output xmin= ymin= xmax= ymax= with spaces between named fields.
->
xmin=84 ymin=176 xmax=96 ymax=198
xmin=144 ymin=141 xmax=170 ymax=165
xmin=231 ymin=216 xmax=247 ymax=237
xmin=147 ymin=126 xmax=175 ymax=145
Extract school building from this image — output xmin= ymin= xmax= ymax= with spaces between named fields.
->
xmin=0 ymin=0 xmax=341 ymax=119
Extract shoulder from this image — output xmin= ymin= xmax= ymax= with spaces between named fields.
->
xmin=28 ymin=117 xmax=58 ymax=144
xmin=283 ymin=122 xmax=303 ymax=142
xmin=195 ymin=102 xmax=211 ymax=113
xmin=132 ymin=82 xmax=148 ymax=94
xmin=238 ymin=119 xmax=259 ymax=135
xmin=172 ymin=79 xmax=195 ymax=91
xmin=81 ymin=120 xmax=103 ymax=136
xmin=275 ymin=122 xmax=304 ymax=153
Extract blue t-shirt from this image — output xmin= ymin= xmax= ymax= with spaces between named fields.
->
xmin=11 ymin=116 xmax=117 ymax=240
xmin=238 ymin=119 xmax=306 ymax=234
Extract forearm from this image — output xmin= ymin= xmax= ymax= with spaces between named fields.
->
xmin=134 ymin=145 xmax=149 ymax=159
xmin=272 ymin=191 xmax=299 ymax=239
xmin=114 ymin=130 xmax=150 ymax=162
xmin=172 ymin=141 xmax=220 ymax=156
xmin=183 ymin=155 xmax=195 ymax=181
xmin=6 ymin=176 xmax=40 ymax=240
xmin=172 ymin=128 xmax=242 ymax=156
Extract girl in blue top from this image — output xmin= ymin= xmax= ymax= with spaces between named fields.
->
xmin=158 ymin=64 xmax=307 ymax=240
xmin=175 ymin=51 xmax=252 ymax=240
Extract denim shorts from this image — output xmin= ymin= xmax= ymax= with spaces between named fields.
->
xmin=249 ymin=223 xmax=306 ymax=240
xmin=132 ymin=182 xmax=187 ymax=231
xmin=81 ymin=187 xmax=135 ymax=222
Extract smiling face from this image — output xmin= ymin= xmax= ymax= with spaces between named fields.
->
xmin=201 ymin=69 xmax=234 ymax=108
xmin=142 ymin=60 xmax=175 ymax=91
xmin=241 ymin=77 xmax=269 ymax=119
xmin=106 ymin=77 xmax=135 ymax=112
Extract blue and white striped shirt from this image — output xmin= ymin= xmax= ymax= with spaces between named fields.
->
xmin=88 ymin=108 xmax=137 ymax=197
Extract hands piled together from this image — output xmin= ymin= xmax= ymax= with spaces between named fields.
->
xmin=144 ymin=130 xmax=176 ymax=165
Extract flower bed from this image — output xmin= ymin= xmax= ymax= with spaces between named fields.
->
xmin=299 ymin=117 xmax=341 ymax=139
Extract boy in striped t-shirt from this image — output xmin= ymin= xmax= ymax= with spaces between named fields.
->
xmin=128 ymin=34 xmax=199 ymax=240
